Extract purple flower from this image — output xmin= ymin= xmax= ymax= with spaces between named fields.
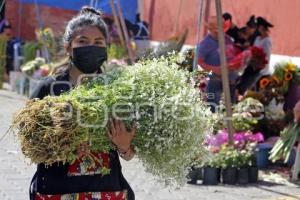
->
xmin=233 ymin=133 xmax=245 ymax=142
xmin=249 ymin=132 xmax=264 ymax=142
xmin=205 ymin=130 xmax=264 ymax=152
xmin=205 ymin=130 xmax=228 ymax=147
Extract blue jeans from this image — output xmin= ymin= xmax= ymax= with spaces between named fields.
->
xmin=206 ymin=76 xmax=236 ymax=112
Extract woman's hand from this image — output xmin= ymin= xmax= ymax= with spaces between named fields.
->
xmin=107 ymin=118 xmax=137 ymax=152
xmin=294 ymin=101 xmax=300 ymax=123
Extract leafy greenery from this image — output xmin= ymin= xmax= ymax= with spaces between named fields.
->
xmin=269 ymin=123 xmax=300 ymax=163
xmin=13 ymin=54 xmax=211 ymax=185
xmin=232 ymin=97 xmax=264 ymax=131
xmin=107 ymin=43 xmax=127 ymax=60
xmin=22 ymin=42 xmax=41 ymax=63
xmin=217 ymin=145 xmax=252 ymax=168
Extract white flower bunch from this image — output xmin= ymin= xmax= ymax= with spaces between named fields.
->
xmin=14 ymin=54 xmax=212 ymax=186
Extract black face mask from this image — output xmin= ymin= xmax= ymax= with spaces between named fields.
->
xmin=71 ymin=46 xmax=107 ymax=74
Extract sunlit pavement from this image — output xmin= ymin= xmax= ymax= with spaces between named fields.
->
xmin=0 ymin=88 xmax=299 ymax=200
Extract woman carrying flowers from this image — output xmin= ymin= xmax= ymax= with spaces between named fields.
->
xmin=29 ymin=7 xmax=136 ymax=200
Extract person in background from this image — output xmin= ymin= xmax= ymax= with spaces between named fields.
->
xmin=198 ymin=16 xmax=241 ymax=112
xmin=246 ymin=15 xmax=260 ymax=46
xmin=132 ymin=13 xmax=150 ymax=58
xmin=3 ymin=25 xmax=14 ymax=77
xmin=2 ymin=24 xmax=16 ymax=81
xmin=0 ymin=18 xmax=9 ymax=33
xmin=133 ymin=13 xmax=149 ymax=40
xmin=254 ymin=16 xmax=273 ymax=76
xmin=223 ymin=12 xmax=239 ymax=43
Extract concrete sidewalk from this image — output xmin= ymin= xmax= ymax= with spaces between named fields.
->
xmin=0 ymin=89 xmax=299 ymax=200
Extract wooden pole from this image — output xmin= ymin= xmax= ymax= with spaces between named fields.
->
xmin=173 ymin=0 xmax=183 ymax=36
xmin=34 ymin=0 xmax=50 ymax=63
xmin=203 ymin=0 xmax=211 ymax=38
xmin=109 ymin=0 xmax=126 ymax=48
xmin=215 ymin=0 xmax=234 ymax=144
xmin=116 ymin=0 xmax=135 ymax=63
xmin=193 ymin=0 xmax=206 ymax=71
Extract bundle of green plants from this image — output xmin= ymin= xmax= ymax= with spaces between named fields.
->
xmin=269 ymin=122 xmax=300 ymax=163
xmin=12 ymin=55 xmax=211 ymax=184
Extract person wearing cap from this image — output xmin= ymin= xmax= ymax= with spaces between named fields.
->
xmin=254 ymin=16 xmax=273 ymax=76
xmin=198 ymin=16 xmax=241 ymax=112
xmin=223 ymin=12 xmax=239 ymax=43
xmin=246 ymin=15 xmax=260 ymax=46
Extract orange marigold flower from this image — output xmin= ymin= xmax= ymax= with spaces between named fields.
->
xmin=284 ymin=72 xmax=293 ymax=81
xmin=260 ymin=78 xmax=270 ymax=89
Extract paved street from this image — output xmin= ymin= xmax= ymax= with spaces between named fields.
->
xmin=0 ymin=88 xmax=299 ymax=200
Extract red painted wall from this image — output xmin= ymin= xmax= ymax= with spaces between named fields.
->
xmin=6 ymin=0 xmax=76 ymax=41
xmin=144 ymin=0 xmax=300 ymax=56
xmin=6 ymin=0 xmax=300 ymax=56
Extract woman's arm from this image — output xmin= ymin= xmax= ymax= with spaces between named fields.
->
xmin=294 ymin=101 xmax=300 ymax=122
xmin=198 ymin=58 xmax=221 ymax=75
xmin=117 ymin=145 xmax=135 ymax=161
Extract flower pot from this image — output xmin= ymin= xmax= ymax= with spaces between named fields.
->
xmin=187 ymin=167 xmax=202 ymax=184
xmin=287 ymin=148 xmax=296 ymax=168
xmin=237 ymin=167 xmax=249 ymax=184
xmin=256 ymin=143 xmax=272 ymax=169
xmin=222 ymin=167 xmax=237 ymax=185
xmin=248 ymin=166 xmax=259 ymax=183
xmin=203 ymin=167 xmax=220 ymax=185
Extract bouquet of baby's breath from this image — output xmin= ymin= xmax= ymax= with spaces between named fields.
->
xmin=12 ymin=54 xmax=211 ymax=185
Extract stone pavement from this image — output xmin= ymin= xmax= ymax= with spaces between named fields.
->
xmin=0 ymin=88 xmax=299 ymax=200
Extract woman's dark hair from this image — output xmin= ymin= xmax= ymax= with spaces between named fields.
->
xmin=246 ymin=15 xmax=257 ymax=28
xmin=256 ymin=17 xmax=274 ymax=30
xmin=223 ymin=12 xmax=232 ymax=21
xmin=239 ymin=27 xmax=247 ymax=34
xmin=63 ymin=6 xmax=108 ymax=46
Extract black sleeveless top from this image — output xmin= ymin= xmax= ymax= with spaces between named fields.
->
xmin=29 ymin=71 xmax=134 ymax=200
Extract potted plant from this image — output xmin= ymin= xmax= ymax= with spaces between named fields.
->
xmin=187 ymin=166 xmax=203 ymax=184
xmin=235 ymin=132 xmax=263 ymax=184
xmin=204 ymin=129 xmax=264 ymax=185
xmin=236 ymin=149 xmax=252 ymax=184
xmin=202 ymin=154 xmax=221 ymax=185
xmin=218 ymin=145 xmax=239 ymax=185
xmin=248 ymin=156 xmax=259 ymax=183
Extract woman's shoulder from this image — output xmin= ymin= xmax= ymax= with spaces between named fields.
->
xmin=30 ymin=72 xmax=70 ymax=99
xmin=29 ymin=76 xmax=57 ymax=99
